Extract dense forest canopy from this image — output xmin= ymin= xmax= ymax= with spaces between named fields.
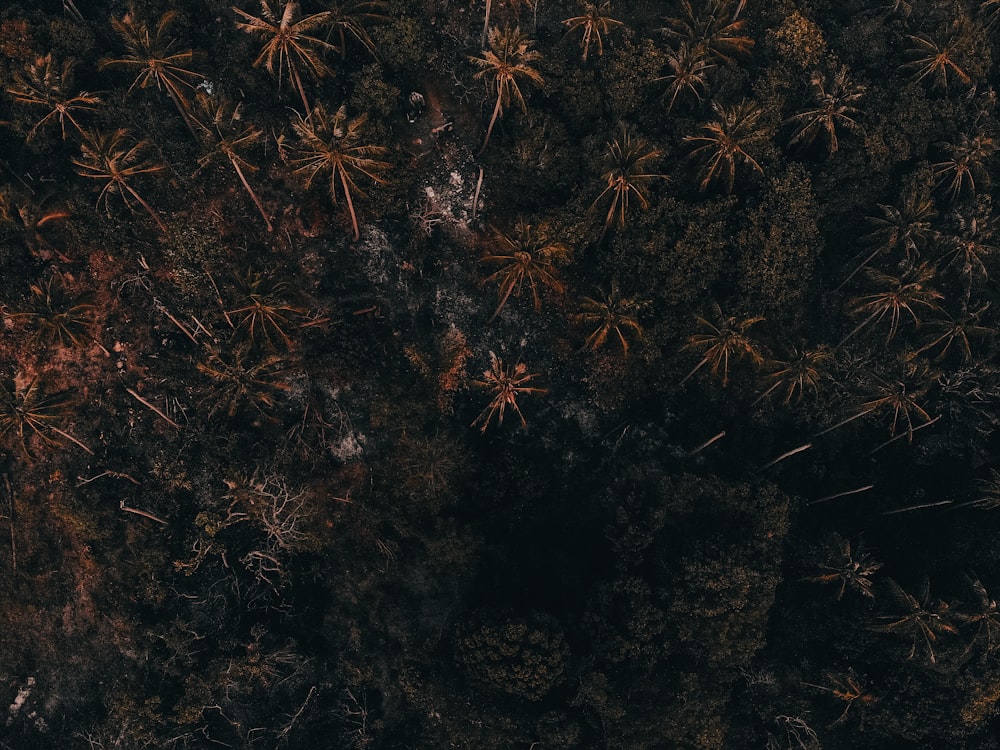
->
xmin=3 ymin=0 xmax=1000 ymax=747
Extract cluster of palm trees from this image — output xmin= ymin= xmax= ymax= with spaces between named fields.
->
xmin=804 ymin=535 xmax=1000 ymax=670
xmin=1 ymin=4 xmax=392 ymax=240
xmin=678 ymin=225 xmax=994 ymax=444
xmin=10 ymin=0 xmax=956 ymax=249
xmin=4 ymin=0 xmax=999 ymax=443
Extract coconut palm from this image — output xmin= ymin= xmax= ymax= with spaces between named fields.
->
xmin=842 ymin=263 xmax=943 ymax=345
xmin=0 ymin=186 xmax=70 ymax=257
xmin=101 ymin=10 xmax=202 ymax=134
xmin=14 ymin=273 xmax=97 ymax=349
xmin=193 ymin=94 xmax=273 ymax=231
xmin=819 ymin=365 xmax=936 ymax=442
xmin=933 ymin=133 xmax=994 ymax=202
xmin=480 ymin=220 xmax=570 ymax=322
xmin=754 ymin=345 xmax=831 ymax=405
xmin=955 ymin=575 xmax=1000 ymax=655
xmin=685 ymin=99 xmax=766 ymax=192
xmin=573 ymin=280 xmax=644 ymax=355
xmin=196 ymin=347 xmax=290 ymax=419
xmin=289 ymin=103 xmax=390 ymax=240
xmin=0 ymin=375 xmax=91 ymax=457
xmin=938 ymin=226 xmax=997 ymax=288
xmin=982 ymin=0 xmax=1000 ymax=29
xmin=471 ymin=352 xmax=546 ymax=432
xmin=656 ymin=42 xmax=715 ymax=112
xmin=72 ymin=129 xmax=168 ymax=233
xmin=227 ymin=268 xmax=308 ymax=350
xmin=966 ymin=469 xmax=1000 ymax=510
xmin=233 ymin=0 xmax=336 ymax=112
xmin=5 ymin=54 xmax=102 ymax=141
xmin=912 ymin=304 xmax=993 ymax=362
xmin=562 ymin=1 xmax=624 ymax=62
xmin=681 ymin=303 xmax=765 ymax=386
xmin=839 ymin=191 xmax=938 ymax=289
xmin=592 ymin=128 xmax=665 ymax=232
xmin=786 ymin=67 xmax=865 ymax=156
xmin=806 ymin=533 xmax=882 ymax=600
xmin=903 ymin=30 xmax=972 ymax=92
xmin=661 ymin=0 xmax=753 ymax=65
xmin=856 ymin=376 xmax=935 ymax=440
xmin=324 ymin=0 xmax=386 ymax=61
xmin=469 ymin=26 xmax=544 ymax=151
xmin=879 ymin=578 xmax=957 ymax=664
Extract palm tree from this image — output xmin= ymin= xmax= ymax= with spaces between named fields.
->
xmin=101 ymin=10 xmax=202 ymax=134
xmin=911 ymin=304 xmax=993 ymax=362
xmin=806 ymin=534 xmax=882 ymax=600
xmin=562 ymin=1 xmax=624 ymax=62
xmin=656 ymin=42 xmax=715 ymax=112
xmin=592 ymin=128 xmax=665 ymax=232
xmin=786 ymin=67 xmax=865 ymax=156
xmin=842 ymin=263 xmax=944 ymax=345
xmin=5 ymin=54 xmax=102 ymax=141
xmin=954 ymin=575 xmax=1000 ymax=656
xmin=856 ymin=376 xmax=935 ymax=440
xmin=573 ymin=280 xmax=643 ymax=355
xmin=324 ymin=0 xmax=386 ymax=61
xmin=289 ymin=103 xmax=390 ymax=240
xmin=879 ymin=578 xmax=957 ymax=664
xmin=933 ymin=133 xmax=994 ymax=202
xmin=754 ymin=345 xmax=831 ymax=405
xmin=196 ymin=348 xmax=290 ymax=419
xmin=193 ymin=94 xmax=273 ymax=231
xmin=681 ymin=303 xmax=765 ymax=386
xmin=819 ymin=365 xmax=936 ymax=442
xmin=469 ymin=26 xmax=544 ymax=152
xmin=840 ymin=190 xmax=938 ymax=288
xmin=233 ymin=0 xmax=335 ymax=112
xmin=937 ymin=220 xmax=997 ymax=287
xmin=685 ymin=99 xmax=766 ymax=192
xmin=227 ymin=268 xmax=308 ymax=350
xmin=480 ymin=220 xmax=570 ymax=322
xmin=903 ymin=29 xmax=972 ymax=92
xmin=803 ymin=674 xmax=878 ymax=728
xmin=72 ymin=129 xmax=168 ymax=233
xmin=14 ymin=273 xmax=97 ymax=349
xmin=0 ymin=375 xmax=91 ymax=457
xmin=470 ymin=352 xmax=546 ymax=432
xmin=661 ymin=0 xmax=753 ymax=65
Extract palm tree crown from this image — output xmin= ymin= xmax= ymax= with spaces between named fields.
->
xmin=72 ymin=129 xmax=168 ymax=232
xmin=469 ymin=26 xmax=544 ymax=151
xmin=480 ymin=220 xmax=570 ymax=322
xmin=233 ymin=0 xmax=336 ymax=112
xmin=101 ymin=10 xmax=202 ymax=132
xmin=6 ymin=54 xmax=102 ymax=141
xmin=562 ymin=1 xmax=624 ymax=62
xmin=193 ymin=95 xmax=273 ymax=231
xmin=685 ymin=99 xmax=766 ymax=192
xmin=662 ymin=0 xmax=753 ymax=65
xmin=592 ymin=128 xmax=665 ymax=232
xmin=786 ymin=67 xmax=865 ymax=156
xmin=290 ymin=103 xmax=390 ymax=240
xmin=324 ymin=0 xmax=386 ymax=61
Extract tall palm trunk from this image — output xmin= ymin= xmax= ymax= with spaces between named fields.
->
xmin=480 ymin=92 xmax=503 ymax=153
xmin=229 ymin=157 xmax=273 ymax=232
xmin=481 ymin=0 xmax=492 ymax=47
